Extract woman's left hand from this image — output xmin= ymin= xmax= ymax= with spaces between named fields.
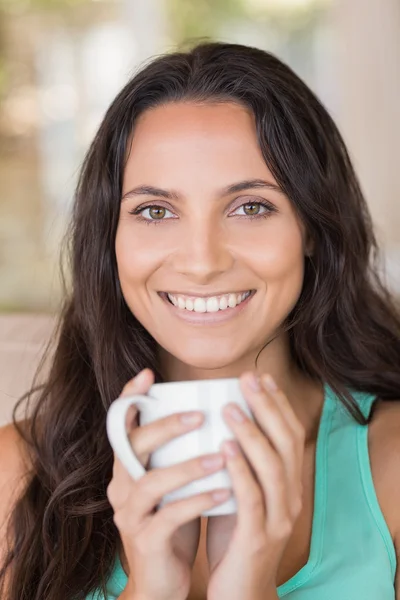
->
xmin=206 ymin=372 xmax=306 ymax=600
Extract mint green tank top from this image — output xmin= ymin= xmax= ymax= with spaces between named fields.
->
xmin=86 ymin=383 xmax=397 ymax=599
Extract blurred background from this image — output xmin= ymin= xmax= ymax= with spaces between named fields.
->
xmin=0 ymin=0 xmax=399 ymax=313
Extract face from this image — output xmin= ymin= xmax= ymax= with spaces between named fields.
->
xmin=115 ymin=101 xmax=311 ymax=378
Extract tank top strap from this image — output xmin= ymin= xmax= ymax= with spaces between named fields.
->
xmin=329 ymin=386 xmax=378 ymax=423
xmin=321 ymin=384 xmax=397 ymax=586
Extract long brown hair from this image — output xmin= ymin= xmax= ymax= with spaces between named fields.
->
xmin=1 ymin=40 xmax=400 ymax=600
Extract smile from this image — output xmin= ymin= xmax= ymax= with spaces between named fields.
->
xmin=158 ymin=290 xmax=256 ymax=326
xmin=166 ymin=290 xmax=252 ymax=313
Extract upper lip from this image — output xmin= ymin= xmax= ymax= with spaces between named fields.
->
xmin=161 ymin=290 xmax=253 ymax=298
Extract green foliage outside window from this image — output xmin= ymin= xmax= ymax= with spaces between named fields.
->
xmin=167 ymin=0 xmax=245 ymax=44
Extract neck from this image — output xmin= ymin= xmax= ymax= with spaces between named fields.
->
xmin=157 ymin=331 xmax=324 ymax=439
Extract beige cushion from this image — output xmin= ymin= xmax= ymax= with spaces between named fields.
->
xmin=0 ymin=314 xmax=55 ymax=426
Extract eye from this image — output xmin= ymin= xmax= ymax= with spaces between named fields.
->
xmin=143 ymin=206 xmax=172 ymax=220
xmin=231 ymin=200 xmax=276 ymax=219
xmin=129 ymin=205 xmax=176 ymax=223
xmin=233 ymin=202 xmax=267 ymax=217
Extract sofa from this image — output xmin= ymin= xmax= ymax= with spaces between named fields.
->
xmin=0 ymin=313 xmax=55 ymax=426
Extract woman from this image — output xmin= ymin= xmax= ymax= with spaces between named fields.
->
xmin=1 ymin=40 xmax=400 ymax=600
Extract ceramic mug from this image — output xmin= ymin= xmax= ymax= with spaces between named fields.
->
xmin=106 ymin=377 xmax=254 ymax=516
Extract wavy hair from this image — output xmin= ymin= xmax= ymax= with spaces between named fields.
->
xmin=1 ymin=41 xmax=400 ymax=599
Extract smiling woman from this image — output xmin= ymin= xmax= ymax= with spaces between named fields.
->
xmin=0 ymin=41 xmax=400 ymax=600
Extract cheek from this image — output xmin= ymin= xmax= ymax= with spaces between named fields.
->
xmin=246 ymin=222 xmax=305 ymax=317
xmin=115 ymin=224 xmax=159 ymax=287
xmin=247 ymin=222 xmax=304 ymax=280
xmin=115 ymin=227 xmax=159 ymax=324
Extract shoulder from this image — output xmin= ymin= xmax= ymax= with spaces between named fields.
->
xmin=0 ymin=422 xmax=32 ymax=522
xmin=367 ymin=399 xmax=400 ymax=556
xmin=0 ymin=424 xmax=33 ymax=599
xmin=0 ymin=421 xmax=31 ymax=471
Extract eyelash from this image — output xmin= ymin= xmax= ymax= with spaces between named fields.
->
xmin=128 ymin=200 xmax=277 ymax=226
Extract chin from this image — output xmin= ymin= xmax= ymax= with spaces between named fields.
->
xmin=163 ymin=342 xmax=243 ymax=372
xmin=177 ymin=353 xmax=238 ymax=372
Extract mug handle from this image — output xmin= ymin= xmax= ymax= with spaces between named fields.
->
xmin=106 ymin=394 xmax=151 ymax=480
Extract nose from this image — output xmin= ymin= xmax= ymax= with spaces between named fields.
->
xmin=171 ymin=219 xmax=234 ymax=284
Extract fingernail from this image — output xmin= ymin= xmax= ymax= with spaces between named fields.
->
xmin=212 ymin=489 xmax=231 ymax=502
xmin=222 ymin=440 xmax=239 ymax=458
xmin=180 ymin=412 xmax=203 ymax=426
xmin=246 ymin=373 xmax=261 ymax=392
xmin=201 ymin=454 xmax=224 ymax=470
xmin=262 ymin=374 xmax=278 ymax=392
xmin=134 ymin=369 xmax=149 ymax=386
xmin=226 ymin=404 xmax=245 ymax=423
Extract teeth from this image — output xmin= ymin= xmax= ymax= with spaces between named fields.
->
xmin=228 ymin=294 xmax=237 ymax=308
xmin=193 ymin=298 xmax=207 ymax=313
xmin=206 ymin=297 xmax=220 ymax=312
xmin=219 ymin=295 xmax=228 ymax=310
xmin=166 ymin=291 xmax=252 ymax=313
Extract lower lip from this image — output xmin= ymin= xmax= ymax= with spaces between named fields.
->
xmin=158 ymin=291 xmax=256 ymax=325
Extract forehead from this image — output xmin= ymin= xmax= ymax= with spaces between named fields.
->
xmin=123 ymin=101 xmax=274 ymax=182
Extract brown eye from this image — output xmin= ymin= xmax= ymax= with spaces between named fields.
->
xmin=149 ymin=207 xmax=166 ymax=219
xmin=231 ymin=200 xmax=274 ymax=220
xmin=242 ymin=203 xmax=261 ymax=216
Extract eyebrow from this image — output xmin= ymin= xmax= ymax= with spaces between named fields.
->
xmin=121 ymin=178 xmax=283 ymax=202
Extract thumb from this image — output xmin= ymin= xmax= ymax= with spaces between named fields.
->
xmin=119 ymin=368 xmax=154 ymax=432
xmin=121 ymin=368 xmax=154 ymax=398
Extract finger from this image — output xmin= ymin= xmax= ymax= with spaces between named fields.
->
xmin=222 ymin=403 xmax=293 ymax=528
xmin=240 ymin=374 xmax=304 ymax=514
xmin=108 ymin=411 xmax=206 ymax=509
xmin=220 ymin=439 xmax=265 ymax=535
xmin=129 ymin=411 xmax=204 ymax=466
xmin=108 ymin=455 xmax=137 ymax=508
xmin=147 ymin=488 xmax=232 ymax=548
xmin=120 ymin=369 xmax=155 ymax=430
xmin=108 ymin=368 xmax=155 ymax=505
xmin=120 ymin=368 xmax=155 ymax=397
xmin=240 ymin=373 xmax=304 ymax=445
xmin=260 ymin=374 xmax=306 ymax=440
xmin=171 ymin=519 xmax=201 ymax=568
xmin=127 ymin=452 xmax=227 ymax=521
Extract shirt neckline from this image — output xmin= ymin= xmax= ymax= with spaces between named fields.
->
xmin=277 ymin=381 xmax=335 ymax=596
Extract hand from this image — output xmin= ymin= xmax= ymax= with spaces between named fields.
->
xmin=107 ymin=368 xmax=231 ymax=600
xmin=206 ymin=372 xmax=305 ymax=600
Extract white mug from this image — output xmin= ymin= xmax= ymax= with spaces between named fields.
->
xmin=106 ymin=377 xmax=254 ymax=516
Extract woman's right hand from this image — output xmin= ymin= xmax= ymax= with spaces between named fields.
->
xmin=107 ymin=368 xmax=230 ymax=600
